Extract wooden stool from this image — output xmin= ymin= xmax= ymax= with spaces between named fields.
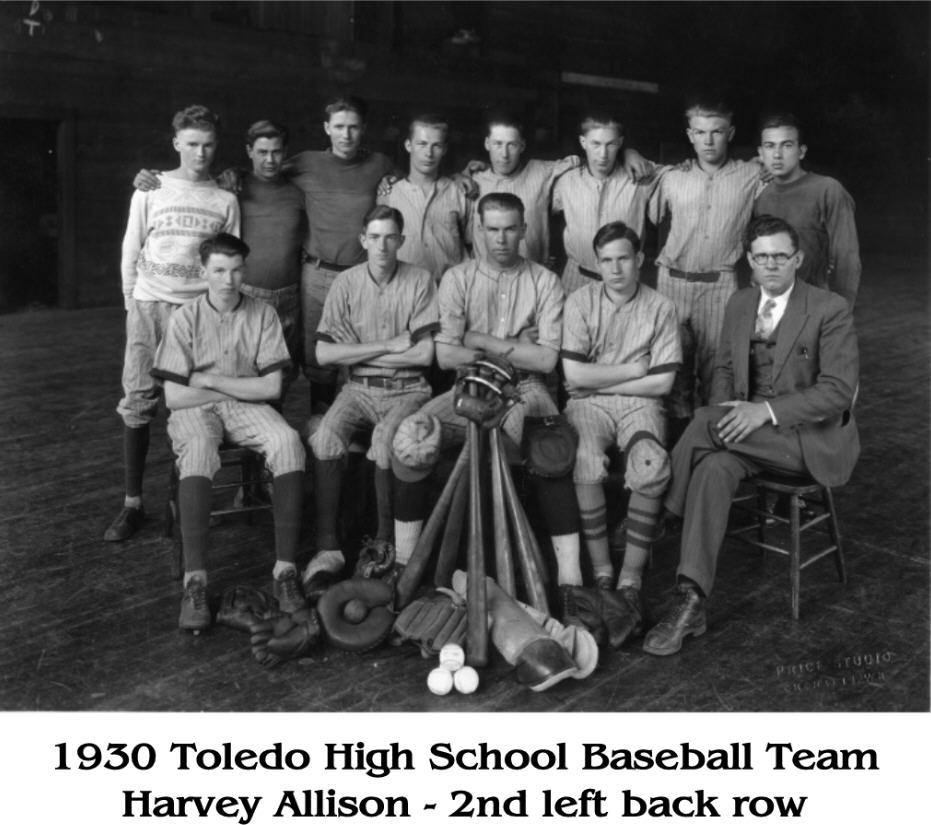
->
xmin=728 ymin=473 xmax=847 ymax=619
xmin=164 ymin=445 xmax=273 ymax=579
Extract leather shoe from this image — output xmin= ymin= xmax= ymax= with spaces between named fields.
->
xmin=273 ymin=568 xmax=307 ymax=614
xmin=642 ymin=584 xmax=706 ymax=656
xmin=179 ymin=577 xmax=211 ymax=632
xmin=103 ymin=505 xmax=144 ymax=542
xmin=560 ymin=585 xmax=607 ymax=647
xmin=600 ymin=585 xmax=644 ymax=649
xmin=594 ymin=575 xmax=615 ymax=591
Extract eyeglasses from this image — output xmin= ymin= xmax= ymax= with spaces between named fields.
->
xmin=750 ymin=252 xmax=796 ymax=266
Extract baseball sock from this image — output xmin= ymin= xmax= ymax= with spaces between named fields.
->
xmin=373 ymin=466 xmax=394 ymax=542
xmin=179 ymin=475 xmax=212 ymax=575
xmin=123 ymin=423 xmax=150 ymax=502
xmin=617 ymin=492 xmax=662 ymax=590
xmin=393 ymin=477 xmax=430 ymax=565
xmin=272 ymin=560 xmax=296 ymax=579
xmin=272 ymin=471 xmax=303 ymax=564
xmin=551 ymin=534 xmax=583 ymax=586
xmin=529 ymin=475 xmax=582 ymax=584
xmin=183 ymin=570 xmax=207 ymax=588
xmin=314 ymin=458 xmax=343 ymax=551
xmin=575 ymin=482 xmax=613 ymax=581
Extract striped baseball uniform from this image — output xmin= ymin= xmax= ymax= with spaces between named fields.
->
xmin=152 ymin=293 xmax=304 ymax=479
xmin=470 ymin=157 xmax=578 ymax=264
xmin=553 ymin=164 xmax=665 ymax=293
xmin=310 ymin=262 xmax=439 ymax=468
xmin=561 ymin=282 xmax=681 ymax=484
xmin=421 ymin=257 xmax=565 ymax=447
xmin=649 ymin=158 xmax=764 ymax=417
xmin=377 ymin=177 xmax=471 ymax=282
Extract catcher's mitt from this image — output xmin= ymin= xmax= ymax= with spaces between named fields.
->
xmin=250 ymin=606 xmax=322 ymax=668
xmin=354 ymin=536 xmax=396 ymax=580
xmin=391 ymin=587 xmax=468 ymax=657
xmin=317 ymin=578 xmax=395 ymax=652
xmin=453 ymin=354 xmax=520 ymax=428
xmin=217 ymin=585 xmax=283 ymax=633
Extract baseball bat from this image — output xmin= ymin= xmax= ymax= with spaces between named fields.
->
xmin=488 ymin=427 xmax=516 ymax=597
xmin=465 ymin=420 xmax=488 ymax=666
xmin=433 ymin=466 xmax=469 ymax=588
xmin=394 ymin=444 xmax=470 ymax=609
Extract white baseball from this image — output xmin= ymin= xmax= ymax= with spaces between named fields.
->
xmin=439 ymin=643 xmax=465 ymax=672
xmin=427 ymin=667 xmax=454 ymax=696
xmin=454 ymin=665 xmax=479 ymax=694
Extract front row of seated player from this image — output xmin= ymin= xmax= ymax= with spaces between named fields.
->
xmin=153 ymin=204 xmax=858 ymax=655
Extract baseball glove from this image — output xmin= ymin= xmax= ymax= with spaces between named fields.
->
xmin=391 ymin=587 xmax=468 ymax=657
xmin=249 ymin=606 xmax=322 ymax=668
xmin=453 ymin=354 xmax=520 ymax=428
xmin=217 ymin=585 xmax=283 ymax=633
xmin=317 ymin=578 xmax=396 ymax=652
xmin=354 ymin=536 xmax=396 ymax=580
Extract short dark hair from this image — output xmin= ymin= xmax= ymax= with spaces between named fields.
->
xmin=362 ymin=204 xmax=404 ymax=234
xmin=478 ymin=192 xmax=525 ymax=223
xmin=246 ymin=119 xmax=289 ymax=148
xmin=684 ymin=96 xmax=734 ymax=125
xmin=744 ymin=214 xmax=799 ymax=252
xmin=579 ymin=110 xmax=625 ymax=138
xmin=172 ymin=105 xmax=220 ymax=135
xmin=324 ymin=95 xmax=368 ymax=122
xmin=593 ymin=221 xmax=641 ymax=254
xmin=758 ymin=112 xmax=805 ymax=145
xmin=199 ymin=233 xmax=250 ymax=264
xmin=408 ymin=113 xmax=450 ymax=139
xmin=484 ymin=108 xmax=525 ymax=139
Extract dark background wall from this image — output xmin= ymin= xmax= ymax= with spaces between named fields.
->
xmin=0 ymin=1 xmax=927 ymax=310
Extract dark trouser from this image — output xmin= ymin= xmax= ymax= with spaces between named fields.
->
xmin=665 ymin=406 xmax=806 ymax=597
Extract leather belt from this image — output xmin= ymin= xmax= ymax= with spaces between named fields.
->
xmin=302 ymin=251 xmax=352 ymax=272
xmin=668 ymin=268 xmax=721 ymax=283
xmin=579 ymin=265 xmax=601 ymax=280
xmin=349 ymin=375 xmax=424 ymax=390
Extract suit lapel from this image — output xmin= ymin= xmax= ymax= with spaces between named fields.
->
xmin=772 ymin=279 xmax=808 ymax=382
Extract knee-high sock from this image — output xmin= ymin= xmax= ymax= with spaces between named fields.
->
xmin=618 ymin=492 xmax=662 ymax=589
xmin=124 ymin=424 xmax=150 ymax=499
xmin=576 ymin=482 xmax=612 ymax=580
xmin=530 ymin=475 xmax=582 ymax=586
xmin=393 ymin=476 xmax=430 ymax=564
xmin=179 ymin=476 xmax=212 ymax=574
xmin=272 ymin=471 xmax=303 ymax=563
xmin=314 ymin=458 xmax=344 ymax=551
xmin=373 ymin=466 xmax=394 ymax=542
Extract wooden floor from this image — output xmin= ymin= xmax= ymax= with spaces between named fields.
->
xmin=0 ymin=252 xmax=928 ymax=712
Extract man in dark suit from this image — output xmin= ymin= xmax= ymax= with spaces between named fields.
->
xmin=643 ymin=214 xmax=860 ymax=656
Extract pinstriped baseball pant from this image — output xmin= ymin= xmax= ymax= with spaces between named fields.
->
xmin=168 ymin=400 xmax=305 ymax=479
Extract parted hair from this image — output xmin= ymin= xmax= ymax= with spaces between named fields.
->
xmin=408 ymin=113 xmax=450 ymax=138
xmin=172 ymin=105 xmax=220 ymax=135
xmin=484 ymin=108 xmax=526 ymax=139
xmin=744 ymin=214 xmax=800 ymax=252
xmin=324 ymin=95 xmax=368 ymax=122
xmin=478 ymin=192 xmax=525 ymax=222
xmin=758 ymin=112 xmax=805 ymax=145
xmin=593 ymin=221 xmax=642 ymax=254
xmin=199 ymin=233 xmax=250 ymax=264
xmin=684 ymin=96 xmax=734 ymax=125
xmin=579 ymin=110 xmax=625 ymax=137
xmin=246 ymin=119 xmax=289 ymax=147
xmin=362 ymin=204 xmax=404 ymax=234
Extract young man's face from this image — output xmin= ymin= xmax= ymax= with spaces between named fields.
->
xmin=596 ymin=237 xmax=643 ymax=298
xmin=173 ymin=128 xmax=217 ymax=176
xmin=247 ymin=136 xmax=285 ymax=182
xmin=758 ymin=126 xmax=807 ymax=182
xmin=480 ymin=206 xmax=525 ymax=268
xmin=484 ymin=125 xmax=526 ymax=176
xmin=360 ymin=217 xmax=403 ymax=271
xmin=324 ymin=110 xmax=365 ymax=160
xmin=686 ymin=115 xmax=734 ymax=166
xmin=203 ymin=252 xmax=245 ymax=302
xmin=405 ymin=124 xmax=448 ymax=177
xmin=748 ymin=232 xmax=803 ymax=297
xmin=579 ymin=125 xmax=624 ymax=177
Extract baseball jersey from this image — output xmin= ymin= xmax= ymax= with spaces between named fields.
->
xmin=435 ymin=258 xmax=565 ymax=362
xmin=314 ymin=261 xmax=440 ymax=379
xmin=151 ymin=293 xmax=291 ymax=385
xmin=377 ymin=177 xmax=471 ymax=281
xmin=284 ymin=149 xmax=394 ymax=265
xmin=239 ymin=174 xmax=305 ymax=291
xmin=121 ymin=177 xmax=240 ymax=304
xmin=561 ymin=281 xmax=681 ymax=398
xmin=553 ymin=164 xmax=664 ymax=271
xmin=753 ymin=172 xmax=861 ymax=306
xmin=649 ymin=158 xmax=763 ymax=273
xmin=470 ymin=157 xmax=577 ymax=263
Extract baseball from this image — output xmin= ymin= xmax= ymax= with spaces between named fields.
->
xmin=438 ymin=642 xmax=465 ymax=672
xmin=454 ymin=665 xmax=479 ymax=694
xmin=427 ymin=666 xmax=454 ymax=696
xmin=342 ymin=598 xmax=369 ymax=624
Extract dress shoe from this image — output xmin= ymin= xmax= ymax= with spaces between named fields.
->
xmin=273 ymin=568 xmax=307 ymax=614
xmin=301 ymin=550 xmax=345 ymax=603
xmin=561 ymin=585 xmax=607 ymax=647
xmin=179 ymin=577 xmax=211 ymax=632
xmin=642 ymin=584 xmax=705 ymax=656
xmin=594 ymin=575 xmax=615 ymax=591
xmin=600 ymin=585 xmax=644 ymax=649
xmin=103 ymin=505 xmax=144 ymax=542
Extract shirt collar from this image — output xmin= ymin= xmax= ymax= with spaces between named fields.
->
xmin=758 ymin=281 xmax=794 ymax=313
xmin=205 ymin=293 xmax=243 ymax=314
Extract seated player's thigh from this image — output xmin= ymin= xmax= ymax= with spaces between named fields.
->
xmin=220 ymin=401 xmax=305 ymax=476
xmin=565 ymin=397 xmax=618 ymax=484
xmin=309 ymin=385 xmax=378 ymax=460
xmin=370 ymin=388 xmax=431 ymax=469
xmin=167 ymin=405 xmax=225 ymax=479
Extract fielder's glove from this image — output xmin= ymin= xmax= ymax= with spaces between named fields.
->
xmin=354 ymin=536 xmax=396 ymax=580
xmin=391 ymin=587 xmax=468 ymax=657
xmin=249 ymin=607 xmax=322 ymax=668
xmin=217 ymin=585 xmax=283 ymax=634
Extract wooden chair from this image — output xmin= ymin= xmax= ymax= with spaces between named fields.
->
xmin=728 ymin=473 xmax=847 ymax=619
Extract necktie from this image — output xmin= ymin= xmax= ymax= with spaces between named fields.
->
xmin=755 ymin=298 xmax=777 ymax=339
